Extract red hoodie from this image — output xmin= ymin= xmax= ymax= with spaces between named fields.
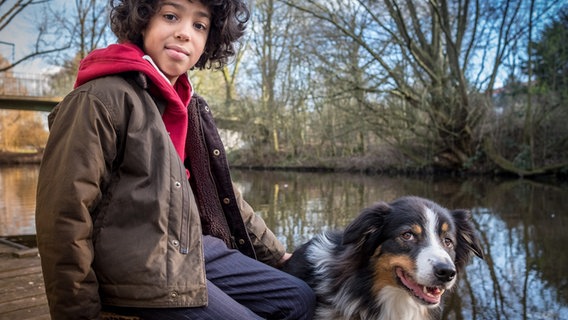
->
xmin=75 ymin=43 xmax=191 ymax=162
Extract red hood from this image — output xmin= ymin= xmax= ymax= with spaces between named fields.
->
xmin=76 ymin=43 xmax=190 ymax=162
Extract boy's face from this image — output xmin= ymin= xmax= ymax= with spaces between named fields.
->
xmin=143 ymin=0 xmax=210 ymax=84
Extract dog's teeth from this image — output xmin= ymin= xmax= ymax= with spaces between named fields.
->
xmin=422 ymin=286 xmax=445 ymax=297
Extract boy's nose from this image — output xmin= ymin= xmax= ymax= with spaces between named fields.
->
xmin=175 ymin=23 xmax=193 ymax=41
xmin=175 ymin=30 xmax=190 ymax=41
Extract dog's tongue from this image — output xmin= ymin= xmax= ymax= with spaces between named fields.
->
xmin=396 ymin=268 xmax=443 ymax=305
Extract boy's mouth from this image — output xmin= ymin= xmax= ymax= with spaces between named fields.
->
xmin=166 ymin=45 xmax=190 ymax=56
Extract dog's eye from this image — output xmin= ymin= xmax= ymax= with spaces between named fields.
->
xmin=401 ymin=232 xmax=414 ymax=241
xmin=443 ymin=238 xmax=454 ymax=248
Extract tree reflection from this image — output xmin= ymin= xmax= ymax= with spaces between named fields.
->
xmin=1 ymin=166 xmax=567 ymax=317
xmin=0 ymin=165 xmax=39 ymax=236
xmin=233 ymin=170 xmax=568 ymax=319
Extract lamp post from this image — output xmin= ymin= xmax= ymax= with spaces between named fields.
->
xmin=0 ymin=41 xmax=15 ymax=64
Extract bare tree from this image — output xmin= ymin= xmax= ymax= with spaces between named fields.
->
xmin=44 ymin=0 xmax=111 ymax=95
xmin=279 ymin=0 xmax=562 ymax=171
xmin=249 ymin=0 xmax=329 ymax=158
xmin=232 ymin=0 xmax=308 ymax=155
xmin=254 ymin=0 xmax=286 ymax=152
xmin=48 ymin=0 xmax=110 ymax=60
xmin=0 ymin=0 xmax=71 ymax=72
xmin=483 ymin=3 xmax=568 ymax=176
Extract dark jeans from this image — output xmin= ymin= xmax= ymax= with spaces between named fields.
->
xmin=104 ymin=235 xmax=315 ymax=320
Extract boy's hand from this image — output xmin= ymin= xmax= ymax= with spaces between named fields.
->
xmin=277 ymin=252 xmax=292 ymax=269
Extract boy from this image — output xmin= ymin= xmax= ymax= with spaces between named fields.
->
xmin=35 ymin=0 xmax=315 ymax=319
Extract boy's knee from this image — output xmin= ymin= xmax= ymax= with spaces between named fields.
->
xmin=289 ymin=279 xmax=316 ymax=320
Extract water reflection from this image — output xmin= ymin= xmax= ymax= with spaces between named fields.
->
xmin=232 ymin=170 xmax=568 ymax=320
xmin=0 ymin=165 xmax=38 ymax=236
xmin=1 ymin=166 xmax=567 ymax=319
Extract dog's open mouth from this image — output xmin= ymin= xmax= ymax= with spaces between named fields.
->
xmin=395 ymin=267 xmax=444 ymax=305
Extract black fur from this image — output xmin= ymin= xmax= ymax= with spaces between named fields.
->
xmin=283 ymin=196 xmax=484 ymax=320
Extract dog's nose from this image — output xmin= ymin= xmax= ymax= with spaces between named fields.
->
xmin=434 ymin=263 xmax=456 ymax=282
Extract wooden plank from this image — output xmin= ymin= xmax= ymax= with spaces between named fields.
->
xmin=0 ymin=256 xmax=42 ymax=271
xmin=0 ymin=265 xmax=42 ymax=280
xmin=26 ymin=315 xmax=51 ymax=320
xmin=25 ymin=315 xmax=50 ymax=320
xmin=0 ymin=255 xmax=50 ymax=319
xmin=0 ymin=273 xmax=45 ymax=302
xmin=0 ymin=300 xmax=50 ymax=320
xmin=0 ymin=293 xmax=47 ymax=313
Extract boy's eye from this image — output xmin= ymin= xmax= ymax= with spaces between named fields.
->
xmin=163 ymin=14 xmax=177 ymax=21
xmin=194 ymin=23 xmax=207 ymax=31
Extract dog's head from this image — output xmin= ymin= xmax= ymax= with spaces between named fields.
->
xmin=342 ymin=196 xmax=483 ymax=307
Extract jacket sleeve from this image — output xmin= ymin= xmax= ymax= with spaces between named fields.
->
xmin=36 ymin=89 xmax=116 ymax=319
xmin=233 ymin=185 xmax=286 ymax=267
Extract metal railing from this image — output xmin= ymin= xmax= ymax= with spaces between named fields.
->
xmin=0 ymin=72 xmax=51 ymax=97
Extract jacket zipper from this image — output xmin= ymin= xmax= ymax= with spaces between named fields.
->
xmin=179 ymin=160 xmax=190 ymax=254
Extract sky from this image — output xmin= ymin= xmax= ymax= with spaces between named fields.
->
xmin=1 ymin=0 xmax=561 ymax=87
xmin=0 ymin=0 xmax=70 ymax=74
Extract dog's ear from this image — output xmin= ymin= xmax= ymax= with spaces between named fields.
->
xmin=452 ymin=209 xmax=484 ymax=271
xmin=342 ymin=202 xmax=390 ymax=246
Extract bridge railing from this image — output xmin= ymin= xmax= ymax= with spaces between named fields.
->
xmin=0 ymin=72 xmax=51 ymax=97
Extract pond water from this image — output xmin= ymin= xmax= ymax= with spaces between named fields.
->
xmin=1 ymin=165 xmax=567 ymax=319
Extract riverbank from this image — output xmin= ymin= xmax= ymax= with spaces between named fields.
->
xmin=0 ymin=151 xmax=43 ymax=165
xmin=2 ymin=150 xmax=566 ymax=180
xmin=0 ymin=150 xmax=451 ymax=175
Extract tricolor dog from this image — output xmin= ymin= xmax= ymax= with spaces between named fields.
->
xmin=283 ymin=196 xmax=484 ymax=320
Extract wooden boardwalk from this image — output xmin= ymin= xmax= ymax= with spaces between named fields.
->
xmin=0 ymin=240 xmax=50 ymax=320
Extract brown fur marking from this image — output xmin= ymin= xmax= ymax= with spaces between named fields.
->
xmin=372 ymin=253 xmax=415 ymax=296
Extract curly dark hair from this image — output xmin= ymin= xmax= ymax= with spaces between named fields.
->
xmin=109 ymin=0 xmax=250 ymax=69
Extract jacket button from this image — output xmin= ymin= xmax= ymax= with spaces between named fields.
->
xmin=172 ymin=240 xmax=180 ymax=247
xmin=213 ymin=149 xmax=220 ymax=156
xmin=238 ymin=239 xmax=245 ymax=245
xmin=170 ymin=291 xmax=178 ymax=299
xmin=223 ymin=198 xmax=230 ymax=204
xmin=174 ymin=181 xmax=181 ymax=188
xmin=204 ymin=106 xmax=210 ymax=112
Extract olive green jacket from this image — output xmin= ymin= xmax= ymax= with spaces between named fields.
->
xmin=36 ymin=73 xmax=285 ymax=320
